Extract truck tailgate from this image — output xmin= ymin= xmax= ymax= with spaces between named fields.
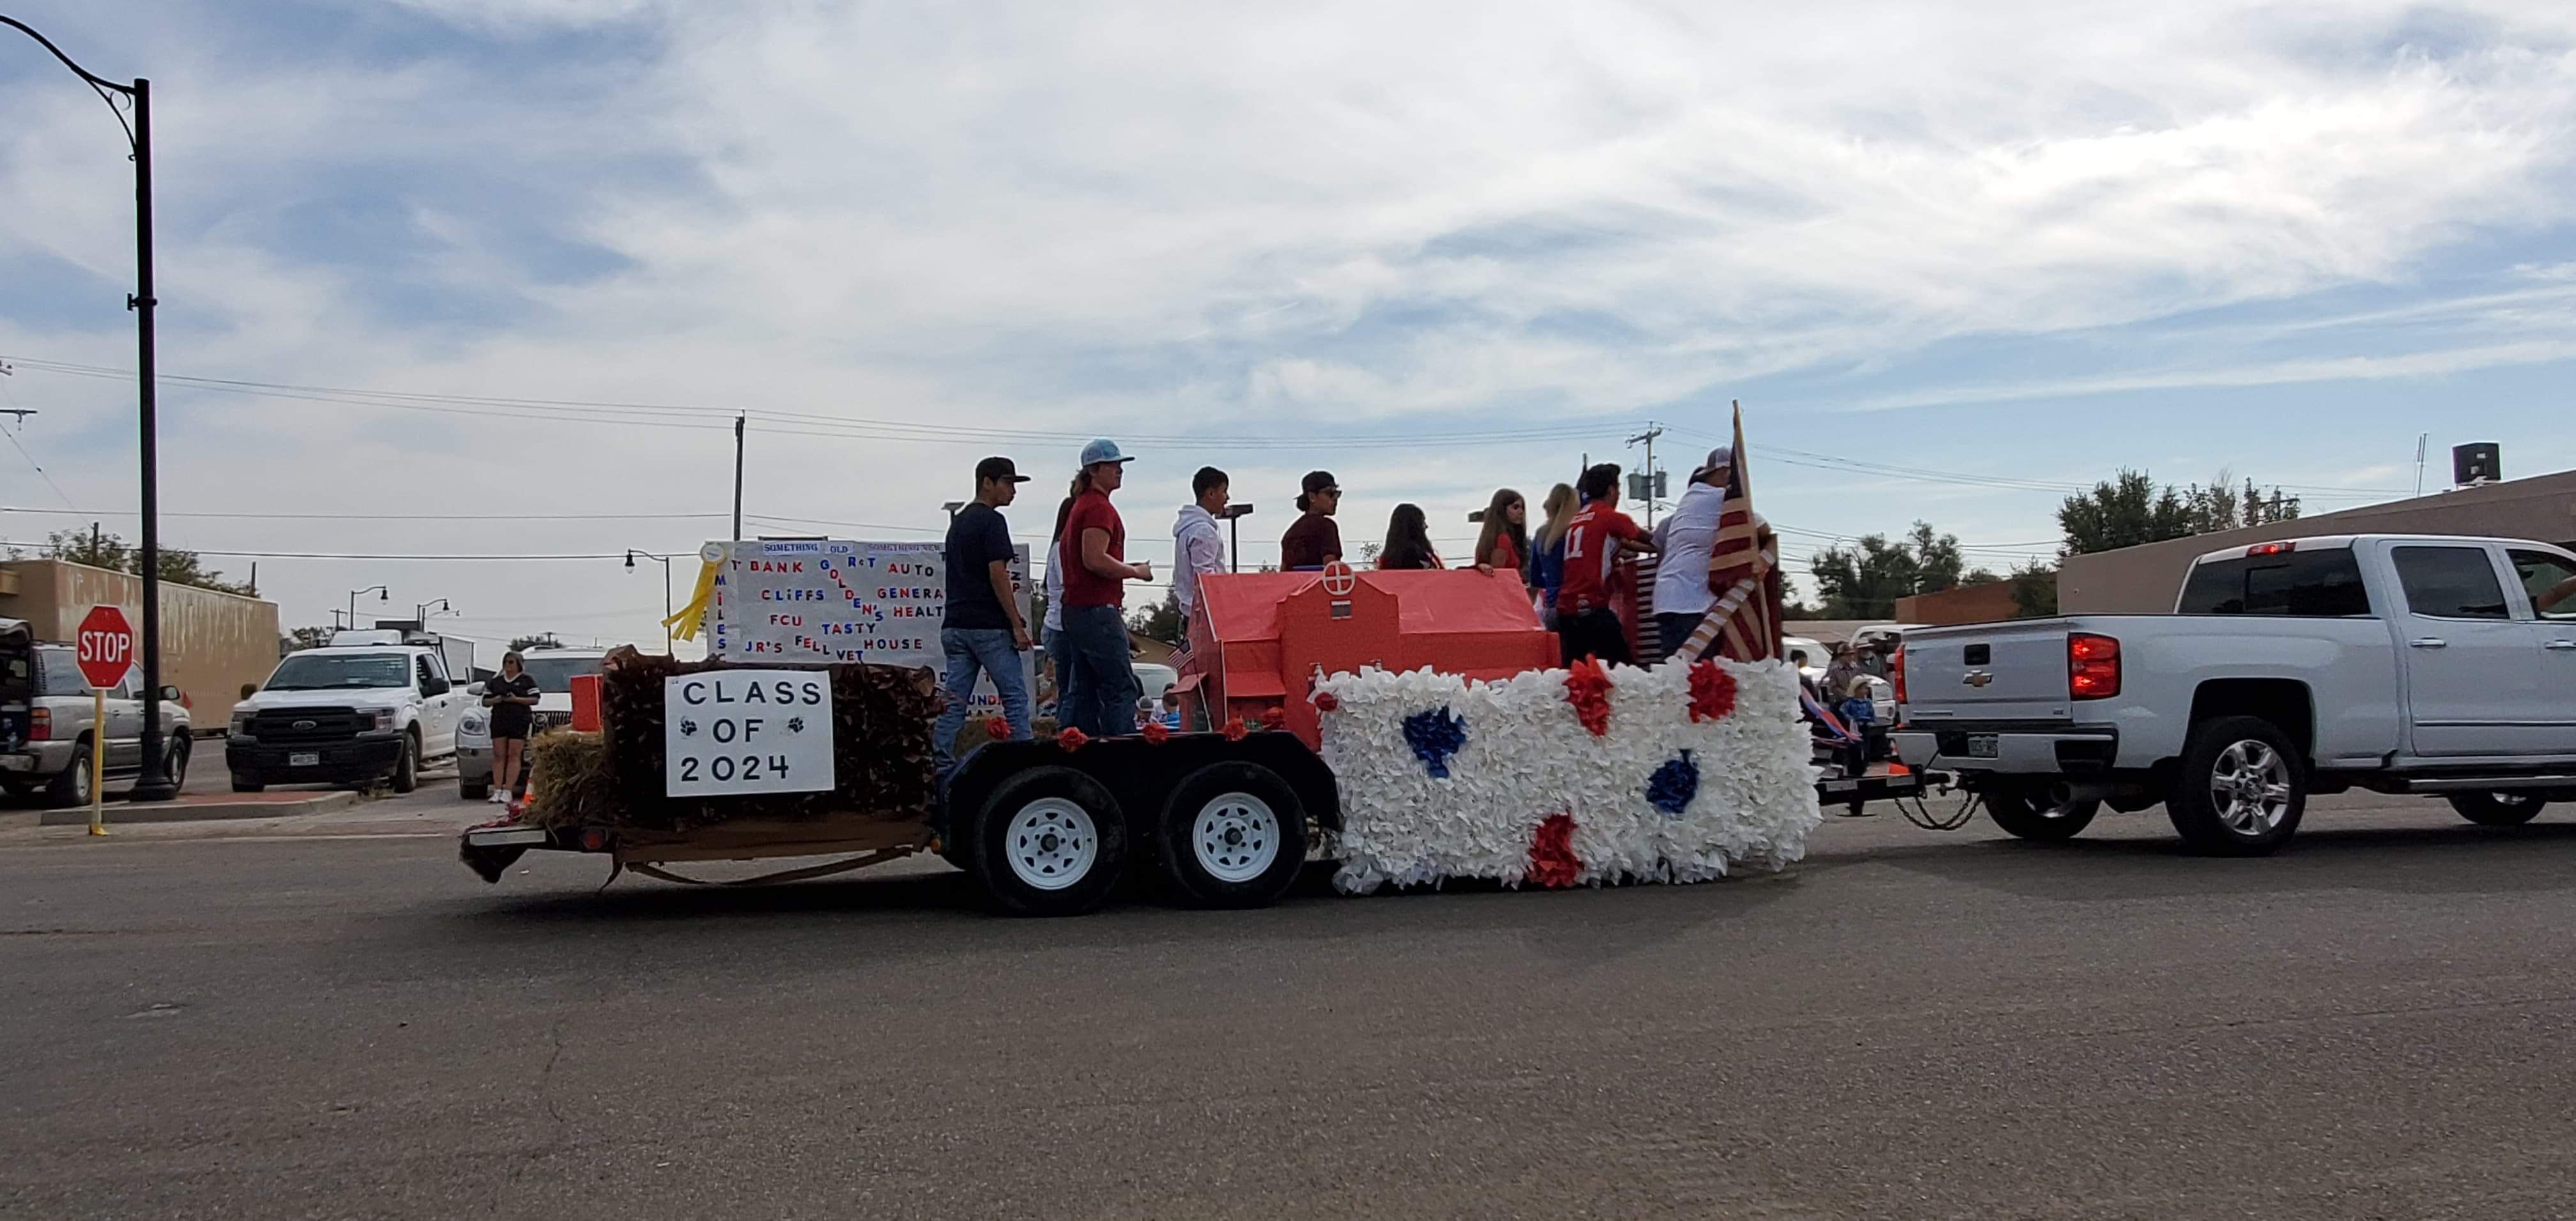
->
xmin=1901 ymin=620 xmax=2078 ymax=723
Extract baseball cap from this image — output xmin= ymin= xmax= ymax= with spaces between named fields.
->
xmin=1080 ymin=438 xmax=1135 ymax=467
xmin=975 ymin=456 xmax=1031 ymax=484
xmin=1690 ymin=445 xmax=1733 ymax=482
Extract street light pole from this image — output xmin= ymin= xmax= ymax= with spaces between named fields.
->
xmin=1 ymin=17 xmax=176 ymax=800
xmin=349 ymin=584 xmax=388 ymax=628
xmin=627 ymin=551 xmax=675 ymax=652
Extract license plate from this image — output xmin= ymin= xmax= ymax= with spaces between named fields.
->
xmin=289 ymin=751 xmax=321 ymax=768
xmin=1965 ymin=735 xmax=2000 ymax=759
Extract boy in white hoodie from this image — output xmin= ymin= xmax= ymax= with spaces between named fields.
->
xmin=1172 ymin=466 xmax=1231 ymax=628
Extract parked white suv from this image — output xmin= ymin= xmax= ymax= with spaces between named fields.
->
xmin=226 ymin=631 xmax=474 ymax=792
xmin=1894 ymin=534 xmax=2576 ymax=854
xmin=456 ymin=647 xmax=608 ymax=799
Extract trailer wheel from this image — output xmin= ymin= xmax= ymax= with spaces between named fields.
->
xmin=970 ymin=765 xmax=1126 ymax=917
xmin=2165 ymin=716 xmax=2305 ymax=856
xmin=1982 ymin=781 xmax=2098 ymax=841
xmin=1158 ymin=762 xmax=1308 ymax=909
xmin=2448 ymin=792 xmax=2547 ymax=826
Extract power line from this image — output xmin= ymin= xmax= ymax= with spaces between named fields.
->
xmin=0 ymin=505 xmax=732 ymax=522
xmin=0 ymin=541 xmax=646 ymax=561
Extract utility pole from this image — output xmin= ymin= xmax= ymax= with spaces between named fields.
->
xmin=732 ymin=413 xmax=746 ymax=541
xmin=2414 ymin=433 xmax=2429 ymax=500
xmin=1625 ymin=422 xmax=1666 ymax=528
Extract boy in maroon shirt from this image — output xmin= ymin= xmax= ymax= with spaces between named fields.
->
xmin=1555 ymin=463 xmax=1657 ymax=666
xmin=1056 ymin=439 xmax=1153 ymax=737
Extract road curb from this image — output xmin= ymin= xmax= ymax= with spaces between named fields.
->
xmin=39 ymin=790 xmax=367 ymax=827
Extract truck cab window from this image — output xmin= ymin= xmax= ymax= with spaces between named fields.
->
xmin=2509 ymin=549 xmax=2576 ymax=620
xmin=2177 ymin=551 xmax=2369 ymax=616
xmin=2392 ymin=546 xmax=2510 ymax=620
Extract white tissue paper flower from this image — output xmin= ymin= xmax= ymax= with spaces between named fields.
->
xmin=1314 ymin=657 xmax=1821 ymax=894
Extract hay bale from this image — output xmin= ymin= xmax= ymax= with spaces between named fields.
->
xmin=586 ymin=656 xmax=939 ymax=831
xmin=523 ymin=730 xmax=615 ymax=831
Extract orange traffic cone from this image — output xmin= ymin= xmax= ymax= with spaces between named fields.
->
xmin=1887 ymin=760 xmax=1910 ymax=776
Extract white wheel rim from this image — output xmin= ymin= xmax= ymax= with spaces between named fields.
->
xmin=2209 ymin=740 xmax=2293 ymax=836
xmin=1192 ymin=791 xmax=1280 ymax=884
xmin=1006 ymin=797 xmax=1099 ymax=891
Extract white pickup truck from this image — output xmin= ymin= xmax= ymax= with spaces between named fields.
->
xmin=1892 ymin=534 xmax=2576 ymax=854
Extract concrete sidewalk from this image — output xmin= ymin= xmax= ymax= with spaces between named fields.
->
xmin=33 ymin=788 xmax=367 ymax=827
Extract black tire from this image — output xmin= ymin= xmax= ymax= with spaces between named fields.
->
xmin=1158 ymin=761 xmax=1310 ymax=908
xmin=390 ymin=731 xmax=419 ymax=794
xmin=42 ymin=746 xmax=91 ymax=809
xmin=968 ymin=765 xmax=1127 ymax=916
xmin=2449 ymin=792 xmax=2547 ymax=827
xmin=2165 ymin=716 xmax=2306 ymax=856
xmin=163 ymin=739 xmax=190 ymax=790
xmin=1982 ymin=781 xmax=2100 ymax=842
xmin=460 ymin=777 xmax=491 ymax=801
xmin=231 ymin=774 xmax=264 ymax=794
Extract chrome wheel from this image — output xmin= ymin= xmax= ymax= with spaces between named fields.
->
xmin=1191 ymin=792 xmax=1280 ymax=884
xmin=2209 ymin=740 xmax=2293 ymax=836
xmin=1006 ymin=797 xmax=1098 ymax=891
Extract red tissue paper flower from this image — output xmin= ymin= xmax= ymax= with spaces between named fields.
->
xmin=1140 ymin=721 xmax=1170 ymax=745
xmin=1563 ymin=657 xmax=1613 ymax=737
xmin=1055 ymin=726 xmax=1091 ymax=752
xmin=1313 ymin=690 xmax=1340 ymax=714
xmin=1686 ymin=659 xmax=1738 ymax=723
xmin=1260 ymin=707 xmax=1288 ymax=731
xmin=1526 ymin=813 xmax=1581 ymax=889
xmin=1222 ymin=717 xmax=1250 ymax=742
xmin=983 ymin=716 xmax=1012 ymax=739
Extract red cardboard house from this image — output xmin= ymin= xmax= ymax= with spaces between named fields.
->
xmin=1175 ymin=564 xmax=1557 ymax=750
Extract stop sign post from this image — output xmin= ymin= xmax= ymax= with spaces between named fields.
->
xmin=74 ymin=605 xmax=134 ymax=836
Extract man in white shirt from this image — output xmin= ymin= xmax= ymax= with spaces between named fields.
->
xmin=1648 ymin=447 xmax=1734 ymax=664
xmin=1172 ymin=466 xmax=1230 ymax=629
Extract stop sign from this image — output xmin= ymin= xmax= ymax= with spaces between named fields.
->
xmin=75 ymin=604 xmax=135 ymax=689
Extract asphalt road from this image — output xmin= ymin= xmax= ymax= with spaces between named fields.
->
xmin=7 ymin=790 xmax=2576 ymax=1219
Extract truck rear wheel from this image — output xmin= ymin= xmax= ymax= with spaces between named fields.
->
xmin=43 ymin=747 xmax=91 ymax=809
xmin=969 ymin=765 xmax=1127 ymax=917
xmin=1982 ymin=782 xmax=2099 ymax=841
xmin=2448 ymin=792 xmax=2547 ymax=827
xmin=1158 ymin=761 xmax=1308 ymax=908
xmin=2165 ymin=716 xmax=2305 ymax=856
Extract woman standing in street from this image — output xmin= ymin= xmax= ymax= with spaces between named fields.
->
xmin=482 ymin=650 xmax=539 ymax=803
xmin=1280 ymin=470 xmax=1342 ymax=570
xmin=1471 ymin=488 xmax=1529 ymax=582
xmin=1530 ymin=482 xmax=1578 ymax=627
xmin=1376 ymin=503 xmax=1443 ymax=569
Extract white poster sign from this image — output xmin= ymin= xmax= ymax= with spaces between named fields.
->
xmin=664 ymin=669 xmax=836 ymax=797
xmin=705 ymin=539 xmax=1035 ymax=717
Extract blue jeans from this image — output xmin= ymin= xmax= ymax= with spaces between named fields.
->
xmin=933 ymin=626 xmax=1032 ymax=778
xmin=1056 ymin=604 xmax=1139 ymax=739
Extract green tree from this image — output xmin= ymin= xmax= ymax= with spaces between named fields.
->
xmin=2058 ymin=469 xmax=2303 ymax=557
xmin=1809 ymin=520 xmax=1979 ymax=618
xmin=45 ymin=528 xmax=252 ymax=595
xmin=283 ymin=625 xmax=335 ymax=652
xmin=1127 ymin=588 xmax=1184 ymax=647
xmin=2008 ymin=562 xmax=2060 ymax=618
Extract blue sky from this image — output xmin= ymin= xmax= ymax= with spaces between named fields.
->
xmin=5 ymin=0 xmax=2575 ymax=648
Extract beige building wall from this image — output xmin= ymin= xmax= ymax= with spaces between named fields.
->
xmin=2058 ymin=470 xmax=2576 ymax=613
xmin=0 ymin=560 xmax=280 ymax=720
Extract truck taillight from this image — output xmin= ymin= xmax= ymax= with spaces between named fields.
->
xmin=2069 ymin=633 xmax=2120 ymax=700
xmin=28 ymin=709 xmax=49 ymax=742
xmin=1890 ymin=647 xmax=1906 ymax=707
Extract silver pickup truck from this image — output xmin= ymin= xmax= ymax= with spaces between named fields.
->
xmin=1893 ymin=534 xmax=2576 ymax=855
xmin=0 ymin=638 xmax=192 ymax=807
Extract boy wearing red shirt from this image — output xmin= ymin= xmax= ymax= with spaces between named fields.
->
xmin=1556 ymin=463 xmax=1657 ymax=666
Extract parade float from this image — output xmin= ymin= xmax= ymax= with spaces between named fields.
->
xmin=462 ymin=411 xmax=1834 ymax=915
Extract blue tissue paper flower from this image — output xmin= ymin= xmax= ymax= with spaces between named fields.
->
xmin=1402 ymin=707 xmax=1469 ymax=779
xmin=1646 ymin=750 xmax=1699 ymax=817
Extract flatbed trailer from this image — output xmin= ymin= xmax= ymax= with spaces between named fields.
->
xmin=463 ymin=731 xmax=1342 ymax=915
